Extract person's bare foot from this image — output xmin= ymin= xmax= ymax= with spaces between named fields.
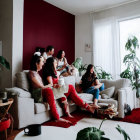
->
xmin=67 ymin=114 xmax=74 ymax=118
xmin=91 ymin=104 xmax=101 ymax=109
xmin=88 ymin=105 xmax=96 ymax=114
xmin=56 ymin=118 xmax=73 ymax=124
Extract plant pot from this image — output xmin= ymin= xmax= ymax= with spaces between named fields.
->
xmin=136 ymin=88 xmax=140 ymax=98
xmin=0 ymin=118 xmax=11 ymax=131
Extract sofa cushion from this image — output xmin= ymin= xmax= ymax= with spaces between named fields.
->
xmin=98 ymin=98 xmax=118 ymax=108
xmin=35 ymin=100 xmax=68 ymax=114
xmin=100 ymin=86 xmax=115 ymax=99
xmin=101 ymin=94 xmax=110 ymax=99
xmin=63 ymin=76 xmax=75 ymax=87
xmin=78 ymin=93 xmax=93 ymax=104
xmin=5 ymin=87 xmax=31 ymax=98
xmin=34 ymin=103 xmax=47 ymax=114
xmin=15 ymin=71 xmax=30 ymax=91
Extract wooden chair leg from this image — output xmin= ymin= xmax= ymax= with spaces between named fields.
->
xmin=4 ymin=129 xmax=7 ymax=140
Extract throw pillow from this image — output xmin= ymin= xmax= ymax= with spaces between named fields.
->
xmin=15 ymin=72 xmax=30 ymax=91
xmin=100 ymin=86 xmax=115 ymax=99
xmin=101 ymin=94 xmax=110 ymax=99
xmin=32 ymin=88 xmax=43 ymax=103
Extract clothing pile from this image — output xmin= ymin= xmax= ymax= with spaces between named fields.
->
xmin=97 ymin=104 xmax=118 ymax=119
xmin=104 ymin=104 xmax=118 ymax=118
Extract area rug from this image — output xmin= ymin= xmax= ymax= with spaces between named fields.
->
xmin=122 ymin=108 xmax=140 ymax=124
xmin=42 ymin=111 xmax=90 ymax=128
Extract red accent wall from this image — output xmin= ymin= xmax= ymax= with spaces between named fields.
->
xmin=23 ymin=0 xmax=75 ymax=69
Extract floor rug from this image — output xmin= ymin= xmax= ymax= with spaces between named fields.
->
xmin=42 ymin=111 xmax=91 ymax=128
xmin=122 ymin=108 xmax=140 ymax=124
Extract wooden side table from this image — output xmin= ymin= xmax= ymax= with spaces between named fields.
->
xmin=0 ymin=98 xmax=14 ymax=140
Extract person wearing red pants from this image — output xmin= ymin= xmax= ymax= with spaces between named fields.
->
xmin=42 ymin=57 xmax=95 ymax=120
xmin=28 ymin=55 xmax=95 ymax=124
xmin=28 ymin=55 xmax=65 ymax=122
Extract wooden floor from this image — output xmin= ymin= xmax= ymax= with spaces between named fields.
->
xmin=0 ymin=129 xmax=23 ymax=140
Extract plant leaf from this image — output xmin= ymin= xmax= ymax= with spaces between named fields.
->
xmin=0 ymin=56 xmax=10 ymax=70
xmin=116 ymin=125 xmax=131 ymax=140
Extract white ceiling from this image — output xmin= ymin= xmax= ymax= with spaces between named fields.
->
xmin=44 ymin=0 xmax=139 ymax=15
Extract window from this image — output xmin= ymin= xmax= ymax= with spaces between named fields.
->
xmin=119 ymin=17 xmax=140 ymax=72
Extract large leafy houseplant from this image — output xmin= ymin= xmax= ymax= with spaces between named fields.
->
xmin=120 ymin=36 xmax=140 ymax=97
xmin=0 ymin=56 xmax=10 ymax=70
xmin=72 ymin=57 xmax=87 ymax=76
xmin=94 ymin=66 xmax=112 ymax=80
xmin=76 ymin=119 xmax=131 ymax=140
xmin=72 ymin=58 xmax=112 ymax=79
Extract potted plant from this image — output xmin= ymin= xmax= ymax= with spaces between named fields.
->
xmin=72 ymin=58 xmax=113 ymax=78
xmin=120 ymin=36 xmax=140 ymax=97
xmin=72 ymin=57 xmax=87 ymax=76
xmin=0 ymin=56 xmax=10 ymax=70
xmin=94 ymin=66 xmax=112 ymax=80
xmin=0 ymin=56 xmax=10 ymax=98
xmin=76 ymin=119 xmax=131 ymax=140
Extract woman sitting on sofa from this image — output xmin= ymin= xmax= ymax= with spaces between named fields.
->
xmin=28 ymin=55 xmax=72 ymax=123
xmin=28 ymin=55 xmax=95 ymax=124
xmin=80 ymin=64 xmax=104 ymax=108
xmin=56 ymin=50 xmax=75 ymax=76
xmin=42 ymin=57 xmax=95 ymax=118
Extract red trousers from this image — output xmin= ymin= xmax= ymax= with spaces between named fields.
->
xmin=42 ymin=85 xmax=89 ymax=120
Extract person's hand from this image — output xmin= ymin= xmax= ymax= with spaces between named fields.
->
xmin=53 ymin=84 xmax=62 ymax=88
xmin=63 ymin=64 xmax=67 ymax=68
xmin=44 ymin=84 xmax=53 ymax=89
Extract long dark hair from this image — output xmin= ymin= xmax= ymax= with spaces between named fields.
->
xmin=57 ymin=50 xmax=64 ymax=59
xmin=46 ymin=45 xmax=54 ymax=52
xmin=30 ymin=55 xmax=42 ymax=71
xmin=83 ymin=64 xmax=96 ymax=80
xmin=42 ymin=57 xmax=57 ymax=84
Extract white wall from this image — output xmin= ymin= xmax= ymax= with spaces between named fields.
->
xmin=75 ymin=0 xmax=140 ymax=66
xmin=0 ymin=0 xmax=24 ymax=90
xmin=75 ymin=13 xmax=93 ymax=65
xmin=0 ymin=0 xmax=13 ymax=90
xmin=12 ymin=0 xmax=24 ymax=86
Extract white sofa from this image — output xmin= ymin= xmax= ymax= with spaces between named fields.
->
xmin=6 ymin=71 xmax=136 ymax=129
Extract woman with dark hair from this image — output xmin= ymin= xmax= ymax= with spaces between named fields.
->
xmin=56 ymin=50 xmax=72 ymax=76
xmin=80 ymin=64 xmax=104 ymax=108
xmin=34 ymin=47 xmax=41 ymax=56
xmin=40 ymin=48 xmax=47 ymax=61
xmin=28 ymin=55 xmax=71 ymax=123
xmin=42 ymin=57 xmax=96 ymax=118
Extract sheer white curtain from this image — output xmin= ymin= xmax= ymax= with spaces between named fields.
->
xmin=93 ymin=17 xmax=120 ymax=79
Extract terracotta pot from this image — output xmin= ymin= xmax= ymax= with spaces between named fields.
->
xmin=0 ymin=118 xmax=11 ymax=131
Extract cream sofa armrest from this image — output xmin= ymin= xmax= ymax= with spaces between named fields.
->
xmin=5 ymin=87 xmax=32 ymax=98
xmin=9 ymin=96 xmax=35 ymax=129
xmin=117 ymin=87 xmax=136 ymax=118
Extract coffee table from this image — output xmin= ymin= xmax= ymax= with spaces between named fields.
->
xmin=15 ymin=118 xmax=140 ymax=140
xmin=14 ymin=126 xmax=76 ymax=140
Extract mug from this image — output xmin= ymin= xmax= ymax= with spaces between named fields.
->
xmin=24 ymin=124 xmax=41 ymax=136
xmin=58 ymin=78 xmax=64 ymax=86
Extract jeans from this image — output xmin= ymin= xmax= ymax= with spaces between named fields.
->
xmin=84 ymin=83 xmax=104 ymax=99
